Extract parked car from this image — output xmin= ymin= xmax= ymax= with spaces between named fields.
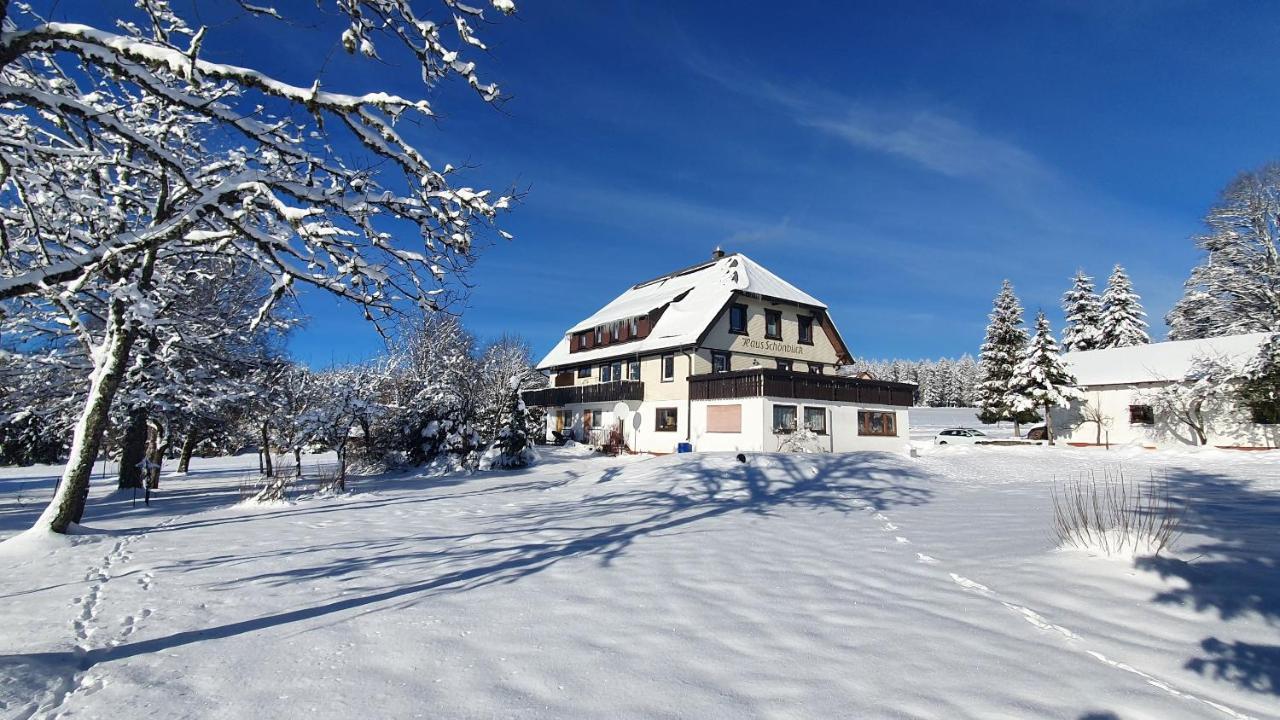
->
xmin=1025 ymin=426 xmax=1048 ymax=441
xmin=934 ymin=428 xmax=989 ymax=445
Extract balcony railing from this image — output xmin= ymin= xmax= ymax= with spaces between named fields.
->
xmin=689 ymin=368 xmax=915 ymax=407
xmin=522 ymin=380 xmax=645 ymax=407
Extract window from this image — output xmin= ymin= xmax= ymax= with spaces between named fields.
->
xmin=729 ymin=304 xmax=749 ymax=334
xmin=629 ymin=317 xmax=639 ymax=337
xmin=765 ymin=309 xmax=782 ymax=339
xmin=1128 ymin=405 xmax=1155 ymax=425
xmin=600 ymin=364 xmax=612 ymax=382
xmin=804 ymin=407 xmax=827 ymax=435
xmin=773 ymin=404 xmax=798 ymax=434
xmin=655 ymin=407 xmax=678 ymax=432
xmin=661 ymin=353 xmax=675 ymax=382
xmin=1251 ymin=401 xmax=1280 ymax=425
xmin=577 ymin=366 xmax=591 ymax=379
xmin=776 ymin=359 xmax=792 ymax=372
xmin=798 ymin=315 xmax=814 ymax=344
xmin=589 ymin=410 xmax=604 ymax=428
xmin=712 ymin=351 xmax=731 ymax=373
xmin=610 ymin=323 xmax=620 ymax=342
xmin=628 ymin=360 xmax=640 ymax=381
xmin=707 ymin=404 xmax=742 ymax=433
xmin=575 ymin=330 xmax=592 ymax=350
xmin=858 ymin=410 xmax=897 ymax=437
xmin=809 ymin=363 xmax=823 ymax=374
xmin=594 ymin=327 xmax=602 ymax=345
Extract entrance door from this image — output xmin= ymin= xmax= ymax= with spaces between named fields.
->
xmin=554 ymin=411 xmax=565 ymax=433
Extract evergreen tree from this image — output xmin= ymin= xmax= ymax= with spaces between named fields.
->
xmin=1099 ymin=265 xmax=1151 ymax=348
xmin=1238 ymin=333 xmax=1280 ymax=424
xmin=1006 ymin=312 xmax=1084 ymax=444
xmin=975 ymin=280 xmax=1039 ymax=431
xmin=480 ymin=382 xmax=537 ymax=470
xmin=1061 ymin=270 xmax=1103 ymax=352
xmin=1167 ymin=164 xmax=1280 ymax=339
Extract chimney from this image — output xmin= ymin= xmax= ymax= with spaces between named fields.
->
xmin=711 ymin=246 xmax=726 ymax=260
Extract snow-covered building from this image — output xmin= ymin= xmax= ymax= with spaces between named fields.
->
xmin=1055 ymin=332 xmax=1277 ymax=449
xmin=523 ymin=250 xmax=915 ymax=454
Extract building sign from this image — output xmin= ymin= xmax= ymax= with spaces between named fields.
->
xmin=739 ymin=338 xmax=804 ymax=355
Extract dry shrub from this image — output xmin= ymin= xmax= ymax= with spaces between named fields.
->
xmin=1052 ymin=466 xmax=1185 ymax=557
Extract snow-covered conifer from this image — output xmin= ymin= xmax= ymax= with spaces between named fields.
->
xmin=1237 ymin=333 xmax=1280 ymax=423
xmin=975 ymin=280 xmax=1037 ymax=430
xmin=1006 ymin=312 xmax=1083 ymax=444
xmin=1099 ymin=265 xmax=1151 ymax=348
xmin=1168 ymin=164 xmax=1280 ymax=339
xmin=1061 ymin=270 xmax=1103 ymax=352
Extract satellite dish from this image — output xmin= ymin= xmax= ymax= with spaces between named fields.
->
xmin=612 ymin=402 xmax=630 ymax=418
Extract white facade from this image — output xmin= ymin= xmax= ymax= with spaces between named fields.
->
xmin=1054 ymin=333 xmax=1277 ymax=449
xmin=529 ymin=252 xmax=915 ymax=455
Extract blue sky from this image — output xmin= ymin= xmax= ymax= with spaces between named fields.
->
xmin=62 ymin=1 xmax=1280 ymax=365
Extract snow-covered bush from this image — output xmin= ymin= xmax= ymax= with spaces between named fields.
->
xmin=1051 ymin=467 xmax=1184 ymax=557
xmin=479 ymin=388 xmax=538 ymax=470
xmin=779 ymin=427 xmax=826 ymax=453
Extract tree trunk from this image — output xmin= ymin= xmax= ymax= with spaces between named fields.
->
xmin=260 ymin=421 xmax=273 ymax=477
xmin=37 ymin=298 xmax=138 ymax=532
xmin=294 ymin=447 xmax=302 ymax=477
xmin=117 ymin=407 xmax=149 ymax=490
xmin=145 ymin=422 xmax=167 ymax=489
xmin=1044 ymin=401 xmax=1055 ymax=445
xmin=176 ymin=431 xmax=199 ymax=473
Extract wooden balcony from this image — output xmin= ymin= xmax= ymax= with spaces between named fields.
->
xmin=522 ymin=381 xmax=645 ymax=407
xmin=688 ymin=368 xmax=915 ymax=407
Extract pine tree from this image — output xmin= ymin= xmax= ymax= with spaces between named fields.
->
xmin=1061 ymin=270 xmax=1103 ymax=352
xmin=975 ymin=280 xmax=1039 ymax=431
xmin=1099 ymin=265 xmax=1151 ymax=348
xmin=1007 ymin=312 xmax=1084 ymax=445
xmin=1167 ymin=164 xmax=1280 ymax=339
xmin=1238 ymin=333 xmax=1280 ymax=424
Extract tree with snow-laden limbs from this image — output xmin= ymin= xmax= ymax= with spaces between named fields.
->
xmin=1142 ymin=356 xmax=1235 ymax=446
xmin=1098 ymin=265 xmax=1151 ymax=349
xmin=1168 ymin=163 xmax=1280 ymax=340
xmin=1061 ymin=270 xmax=1103 ymax=352
xmin=0 ymin=0 xmax=516 ymax=533
xmin=1005 ymin=311 xmax=1083 ymax=445
xmin=975 ymin=280 xmax=1039 ymax=433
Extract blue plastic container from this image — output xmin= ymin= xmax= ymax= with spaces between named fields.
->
xmin=676 ymin=442 xmax=693 ymax=453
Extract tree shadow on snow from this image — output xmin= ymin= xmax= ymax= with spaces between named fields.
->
xmin=1134 ymin=465 xmax=1280 ymax=696
xmin=0 ymin=451 xmax=931 ymax=675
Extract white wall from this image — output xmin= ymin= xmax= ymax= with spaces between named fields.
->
xmin=689 ymin=398 xmax=909 ymax=454
xmin=1054 ymin=383 xmax=1280 ymax=449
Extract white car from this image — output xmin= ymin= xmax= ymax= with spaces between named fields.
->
xmin=934 ymin=428 xmax=989 ymax=445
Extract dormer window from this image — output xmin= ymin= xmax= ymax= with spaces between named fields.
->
xmin=629 ymin=317 xmax=639 ymax=336
xmin=610 ymin=323 xmax=620 ymax=342
xmin=594 ymin=327 xmax=602 ymax=345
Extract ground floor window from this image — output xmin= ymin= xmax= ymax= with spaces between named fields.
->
xmin=707 ymin=404 xmax=742 ymax=433
xmin=585 ymin=409 xmax=603 ymax=429
xmin=656 ymin=407 xmax=678 ymax=432
xmin=858 ymin=410 xmax=896 ymax=437
xmin=773 ymin=404 xmax=797 ymax=433
xmin=804 ymin=406 xmax=827 ymax=434
xmin=1128 ymin=404 xmax=1155 ymax=425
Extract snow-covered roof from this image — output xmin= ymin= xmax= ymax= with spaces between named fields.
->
xmin=537 ymin=253 xmax=827 ymax=370
xmin=1064 ymin=332 xmax=1270 ymax=386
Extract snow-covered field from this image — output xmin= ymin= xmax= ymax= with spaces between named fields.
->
xmin=1 ymin=444 xmax=1276 ymax=719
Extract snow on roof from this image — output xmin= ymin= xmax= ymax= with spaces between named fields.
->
xmin=1064 ymin=332 xmax=1270 ymax=386
xmin=537 ymin=253 xmax=827 ymax=370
